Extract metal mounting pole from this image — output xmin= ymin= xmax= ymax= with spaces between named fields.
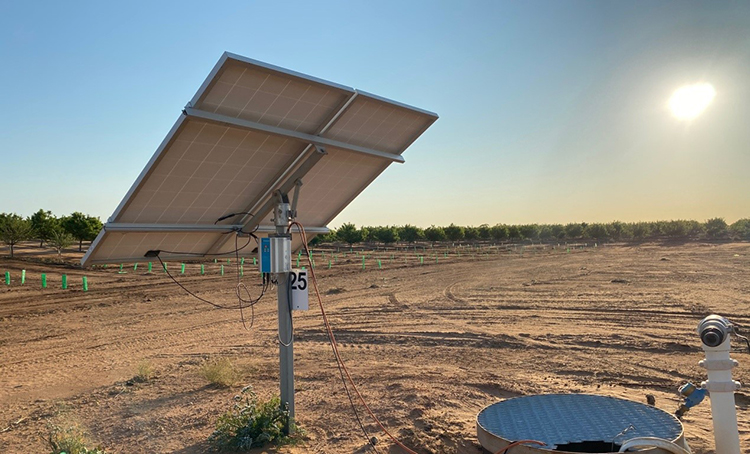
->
xmin=273 ymin=200 xmax=294 ymax=434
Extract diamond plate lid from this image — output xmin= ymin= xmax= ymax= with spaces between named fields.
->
xmin=477 ymin=394 xmax=684 ymax=451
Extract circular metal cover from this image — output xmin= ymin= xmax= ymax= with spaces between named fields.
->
xmin=477 ymin=394 xmax=684 ymax=452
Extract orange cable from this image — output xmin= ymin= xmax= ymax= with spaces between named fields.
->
xmin=495 ymin=440 xmax=546 ymax=454
xmin=289 ymin=221 xmax=420 ymax=454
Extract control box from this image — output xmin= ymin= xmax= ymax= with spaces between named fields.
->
xmin=259 ymin=237 xmax=292 ymax=274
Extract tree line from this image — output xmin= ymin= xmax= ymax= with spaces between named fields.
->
xmin=3 ymin=211 xmax=748 ymax=259
xmin=314 ymin=218 xmax=750 ymax=246
xmin=0 ymin=210 xmax=103 ymax=258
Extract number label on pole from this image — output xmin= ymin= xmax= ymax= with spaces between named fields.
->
xmin=289 ymin=269 xmax=309 ymax=311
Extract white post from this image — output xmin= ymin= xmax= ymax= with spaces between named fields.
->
xmin=699 ymin=316 xmax=741 ymax=454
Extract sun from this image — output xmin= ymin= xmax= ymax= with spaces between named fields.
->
xmin=669 ymin=83 xmax=715 ymax=120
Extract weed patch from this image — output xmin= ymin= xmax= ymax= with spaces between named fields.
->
xmin=200 ymin=357 xmax=239 ymax=388
xmin=47 ymin=423 xmax=107 ymax=454
xmin=209 ymin=386 xmax=301 ymax=451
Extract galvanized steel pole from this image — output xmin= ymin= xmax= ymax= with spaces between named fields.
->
xmin=274 ymin=201 xmax=294 ymax=434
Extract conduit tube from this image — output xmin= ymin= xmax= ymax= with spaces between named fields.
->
xmin=698 ymin=315 xmax=741 ymax=454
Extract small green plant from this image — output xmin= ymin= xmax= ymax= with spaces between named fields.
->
xmin=47 ymin=423 xmax=107 ymax=454
xmin=134 ymin=360 xmax=155 ymax=382
xmin=200 ymin=357 xmax=239 ymax=388
xmin=209 ymin=386 xmax=299 ymax=451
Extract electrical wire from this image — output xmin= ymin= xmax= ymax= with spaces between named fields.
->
xmin=214 ymin=211 xmax=255 ymax=224
xmin=495 ymin=440 xmax=545 ymax=454
xmin=154 ymin=233 xmax=266 ymax=313
xmin=289 ymin=221 xmax=419 ymax=454
xmin=289 ymin=223 xmax=376 ymax=452
xmin=232 ymin=232 xmax=266 ymax=330
xmin=153 ymin=232 xmax=255 ymax=257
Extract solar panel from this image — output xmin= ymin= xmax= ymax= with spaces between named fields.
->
xmin=82 ymin=52 xmax=437 ymax=266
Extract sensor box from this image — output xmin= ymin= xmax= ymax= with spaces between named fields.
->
xmin=259 ymin=237 xmax=291 ymax=274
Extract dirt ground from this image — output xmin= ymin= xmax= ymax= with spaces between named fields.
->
xmin=0 ymin=241 xmax=749 ymax=453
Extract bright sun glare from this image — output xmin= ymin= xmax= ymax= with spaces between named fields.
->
xmin=669 ymin=83 xmax=716 ymax=120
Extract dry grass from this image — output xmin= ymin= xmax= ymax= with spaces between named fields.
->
xmin=199 ymin=357 xmax=239 ymax=388
xmin=134 ymin=360 xmax=155 ymax=382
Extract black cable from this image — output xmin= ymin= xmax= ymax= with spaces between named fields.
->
xmin=155 ymin=253 xmax=264 ymax=311
xmin=278 ymin=276 xmax=294 ymax=347
xmin=153 ymin=233 xmax=255 ymax=257
xmin=233 ymin=233 xmax=268 ymax=329
xmin=214 ymin=211 xmax=254 ymax=224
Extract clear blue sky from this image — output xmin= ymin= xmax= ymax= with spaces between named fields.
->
xmin=1 ymin=1 xmax=748 ymax=228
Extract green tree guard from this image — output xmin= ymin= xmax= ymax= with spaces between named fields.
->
xmin=4 ymin=271 xmax=9 ymax=285
xmin=62 ymin=274 xmax=67 ymax=289
xmin=296 ymin=256 xmax=300 ymax=268
xmin=420 ymin=256 xmax=424 ymax=265
xmin=241 ymin=257 xmax=245 ymax=265
xmin=21 ymin=270 xmax=26 ymax=285
xmin=82 ymin=276 xmax=88 ymax=292
xmin=201 ymin=264 xmax=205 ymax=275
xmin=377 ymin=259 xmax=382 ymax=269
xmin=148 ymin=262 xmax=153 ymax=273
xmin=240 ymin=265 xmax=244 ymax=277
xmin=163 ymin=262 xmax=168 ymax=272
xmin=253 ymin=257 xmax=257 ymax=266
xmin=118 ymin=263 xmax=125 ymax=274
xmin=41 ymin=273 xmax=47 ymax=288
xmin=328 ymin=260 xmax=331 ymax=269
xmin=133 ymin=263 xmax=138 ymax=271
xmin=181 ymin=263 xmax=186 ymax=274
xmin=227 ymin=258 xmax=231 ymax=264
xmin=220 ymin=264 xmax=224 ymax=276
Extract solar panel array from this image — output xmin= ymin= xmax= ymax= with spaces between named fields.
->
xmin=82 ymin=52 xmax=437 ymax=266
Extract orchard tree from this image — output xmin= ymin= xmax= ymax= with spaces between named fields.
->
xmin=423 ymin=225 xmax=446 ymax=245
xmin=30 ymin=209 xmax=57 ymax=247
xmin=444 ymin=224 xmax=465 ymax=242
xmin=336 ymin=223 xmax=363 ymax=246
xmin=518 ymin=224 xmax=539 ymax=241
xmin=309 ymin=228 xmax=337 ymax=246
xmin=631 ymin=222 xmax=652 ymax=239
xmin=62 ymin=212 xmax=103 ymax=252
xmin=730 ymin=219 xmax=750 ymax=240
xmin=564 ymin=223 xmax=584 ymax=239
xmin=0 ymin=213 xmax=32 ymax=258
xmin=661 ymin=220 xmax=688 ymax=238
xmin=374 ymin=226 xmax=399 ymax=244
xmin=398 ymin=224 xmax=424 ymax=243
xmin=477 ymin=224 xmax=491 ymax=240
xmin=705 ymin=218 xmax=728 ymax=239
xmin=48 ymin=226 xmax=74 ymax=261
xmin=506 ymin=224 xmax=521 ymax=241
xmin=464 ymin=226 xmax=480 ymax=241
xmin=489 ymin=224 xmax=508 ymax=241
xmin=585 ymin=223 xmax=609 ymax=240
